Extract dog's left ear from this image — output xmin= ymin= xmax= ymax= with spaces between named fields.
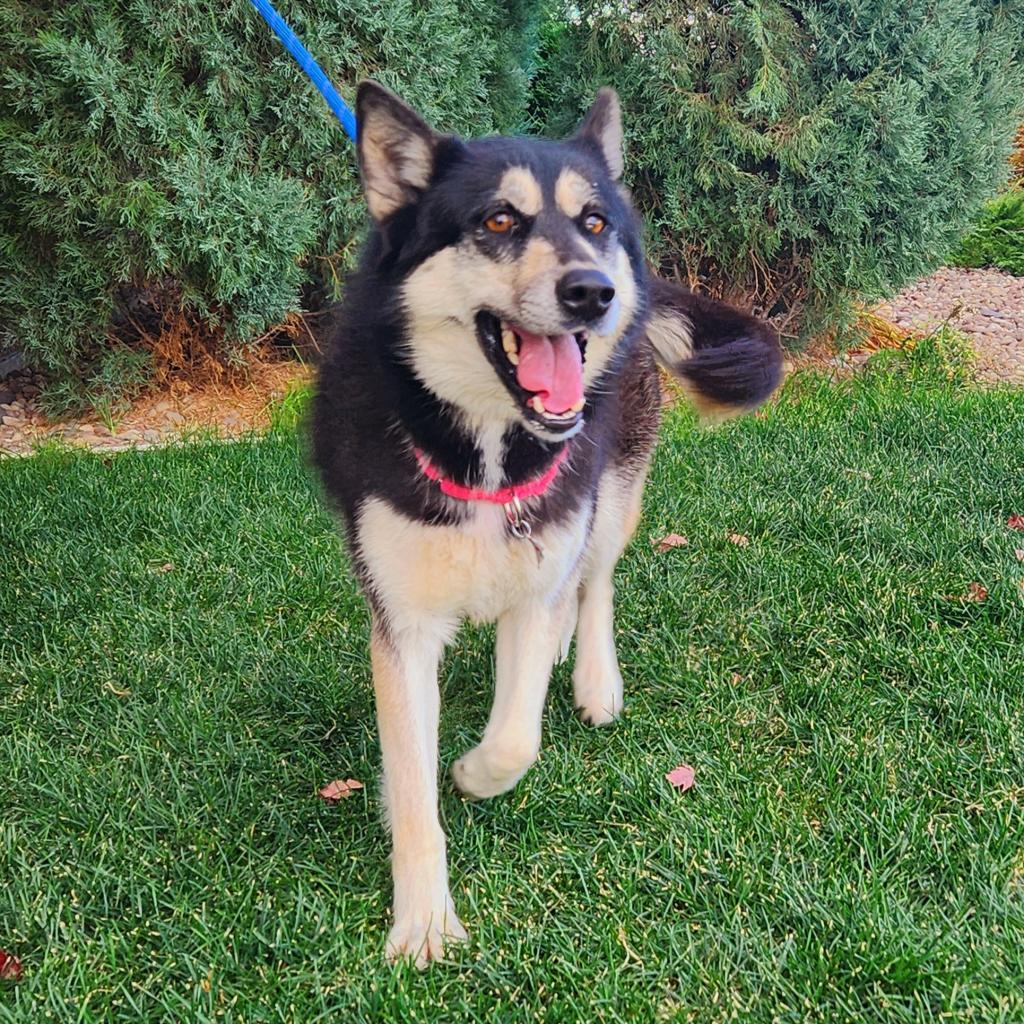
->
xmin=572 ymin=88 xmax=624 ymax=181
xmin=356 ymin=81 xmax=440 ymax=221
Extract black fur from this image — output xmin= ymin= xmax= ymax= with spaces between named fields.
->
xmin=650 ymin=278 xmax=783 ymax=409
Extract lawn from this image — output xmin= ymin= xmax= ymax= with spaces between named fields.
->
xmin=2 ymin=359 xmax=1024 ymax=1022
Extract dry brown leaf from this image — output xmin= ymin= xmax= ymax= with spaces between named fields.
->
xmin=727 ymin=532 xmax=750 ymax=548
xmin=318 ymin=778 xmax=364 ymax=802
xmin=0 ymin=950 xmax=22 ymax=982
xmin=665 ymin=764 xmax=696 ymax=792
xmin=653 ymin=533 xmax=689 ymax=552
xmin=943 ymin=582 xmax=989 ymax=603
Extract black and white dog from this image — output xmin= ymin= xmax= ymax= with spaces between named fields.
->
xmin=313 ymin=82 xmax=781 ymax=966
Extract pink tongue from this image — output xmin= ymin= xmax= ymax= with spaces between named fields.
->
xmin=514 ymin=329 xmax=583 ymax=414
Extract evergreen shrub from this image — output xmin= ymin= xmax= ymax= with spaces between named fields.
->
xmin=0 ymin=0 xmax=540 ymax=404
xmin=949 ymin=187 xmax=1024 ymax=276
xmin=535 ymin=1 xmax=1024 ymax=341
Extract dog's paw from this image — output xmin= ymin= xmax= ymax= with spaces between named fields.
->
xmin=386 ymin=896 xmax=467 ymax=969
xmin=451 ymin=739 xmax=537 ymax=800
xmin=573 ymin=662 xmax=624 ymax=726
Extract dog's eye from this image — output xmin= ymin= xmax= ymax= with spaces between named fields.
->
xmin=484 ymin=211 xmax=516 ymax=234
xmin=584 ymin=213 xmax=607 ymax=235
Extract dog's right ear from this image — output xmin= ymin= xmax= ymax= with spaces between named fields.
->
xmin=572 ymin=88 xmax=624 ymax=181
xmin=356 ymin=82 xmax=439 ymax=222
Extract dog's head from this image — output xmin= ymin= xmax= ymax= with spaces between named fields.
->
xmin=356 ymin=82 xmax=646 ymax=442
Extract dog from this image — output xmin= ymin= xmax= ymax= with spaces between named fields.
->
xmin=312 ymin=81 xmax=782 ymax=966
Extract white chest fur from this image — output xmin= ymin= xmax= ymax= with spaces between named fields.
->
xmin=356 ymin=497 xmax=591 ymax=630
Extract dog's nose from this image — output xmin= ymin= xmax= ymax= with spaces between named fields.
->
xmin=556 ymin=269 xmax=616 ymax=323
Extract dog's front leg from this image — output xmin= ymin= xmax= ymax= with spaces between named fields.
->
xmin=451 ymin=593 xmax=570 ymax=800
xmin=371 ymin=619 xmax=466 ymax=967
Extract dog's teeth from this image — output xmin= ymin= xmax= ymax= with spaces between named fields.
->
xmin=501 ymin=328 xmax=520 ymax=365
xmin=531 ymin=396 xmax=545 ymax=414
xmin=570 ymin=398 xmax=585 ymax=412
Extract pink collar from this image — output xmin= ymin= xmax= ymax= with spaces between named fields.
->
xmin=413 ymin=445 xmax=569 ymax=504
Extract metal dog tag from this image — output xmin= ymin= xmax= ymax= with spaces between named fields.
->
xmin=504 ymin=496 xmax=544 ymax=565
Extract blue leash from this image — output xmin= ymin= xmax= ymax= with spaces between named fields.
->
xmin=247 ymin=0 xmax=357 ymax=143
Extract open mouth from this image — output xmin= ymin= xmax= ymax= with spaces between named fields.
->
xmin=475 ymin=312 xmax=587 ymax=433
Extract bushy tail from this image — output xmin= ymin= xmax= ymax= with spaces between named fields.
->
xmin=645 ymin=277 xmax=783 ymax=417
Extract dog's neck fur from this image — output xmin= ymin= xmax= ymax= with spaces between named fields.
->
xmin=378 ymin=331 xmax=569 ymax=491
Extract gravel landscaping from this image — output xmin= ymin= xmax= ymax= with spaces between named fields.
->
xmin=875 ymin=266 xmax=1024 ymax=384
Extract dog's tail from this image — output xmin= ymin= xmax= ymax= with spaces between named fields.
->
xmin=645 ymin=277 xmax=783 ymax=417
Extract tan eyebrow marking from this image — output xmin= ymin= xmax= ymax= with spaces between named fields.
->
xmin=555 ymin=168 xmax=595 ymax=218
xmin=497 ymin=166 xmax=543 ymax=217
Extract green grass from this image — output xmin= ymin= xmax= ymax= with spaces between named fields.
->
xmin=2 ymin=358 xmax=1024 ymax=1022
xmin=265 ymin=377 xmax=315 ymax=434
